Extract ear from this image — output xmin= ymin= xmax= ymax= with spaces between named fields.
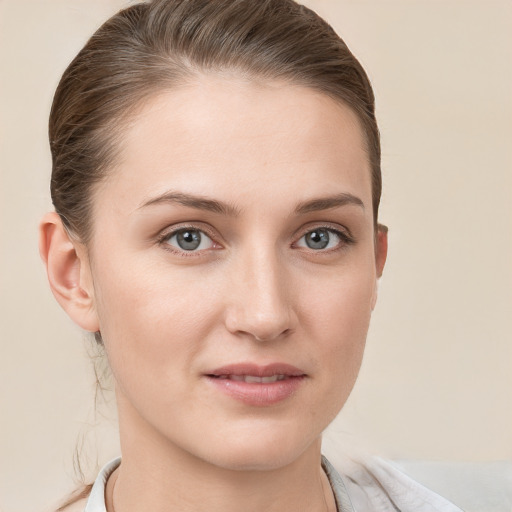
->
xmin=371 ymin=223 xmax=388 ymax=310
xmin=375 ymin=223 xmax=388 ymax=278
xmin=39 ymin=212 xmax=99 ymax=332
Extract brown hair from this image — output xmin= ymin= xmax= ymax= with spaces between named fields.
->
xmin=50 ymin=0 xmax=381 ymax=246
xmin=50 ymin=0 xmax=381 ymax=507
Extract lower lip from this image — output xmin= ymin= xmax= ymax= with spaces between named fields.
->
xmin=205 ymin=376 xmax=306 ymax=406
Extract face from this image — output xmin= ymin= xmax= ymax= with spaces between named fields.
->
xmin=84 ymin=75 xmax=383 ymax=471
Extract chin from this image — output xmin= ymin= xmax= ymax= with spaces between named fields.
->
xmin=203 ymin=447 xmax=308 ymax=472
xmin=192 ymin=423 xmax=322 ymax=472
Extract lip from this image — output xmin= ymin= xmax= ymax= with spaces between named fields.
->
xmin=204 ymin=363 xmax=307 ymax=407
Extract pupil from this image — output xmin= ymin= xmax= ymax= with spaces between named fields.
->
xmin=306 ymin=229 xmax=329 ymax=249
xmin=177 ymin=230 xmax=201 ymax=250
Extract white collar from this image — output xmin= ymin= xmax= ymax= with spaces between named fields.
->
xmin=83 ymin=455 xmax=354 ymax=512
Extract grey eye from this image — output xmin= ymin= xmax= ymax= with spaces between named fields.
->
xmin=297 ymin=228 xmax=342 ymax=250
xmin=176 ymin=230 xmax=201 ymax=250
xmin=167 ymin=229 xmax=213 ymax=251
xmin=305 ymin=229 xmax=330 ymax=249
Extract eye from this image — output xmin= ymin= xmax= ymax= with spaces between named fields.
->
xmin=296 ymin=227 xmax=349 ymax=251
xmin=163 ymin=228 xmax=215 ymax=252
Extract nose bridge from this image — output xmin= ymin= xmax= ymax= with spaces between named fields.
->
xmin=225 ymin=242 xmax=294 ymax=341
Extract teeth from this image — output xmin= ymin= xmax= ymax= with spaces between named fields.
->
xmin=246 ymin=375 xmax=273 ymax=383
xmin=220 ymin=375 xmax=287 ymax=383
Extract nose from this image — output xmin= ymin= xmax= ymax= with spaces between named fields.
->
xmin=224 ymin=247 xmax=296 ymax=342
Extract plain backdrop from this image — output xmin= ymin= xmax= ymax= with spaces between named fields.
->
xmin=1 ymin=1 xmax=511 ymax=511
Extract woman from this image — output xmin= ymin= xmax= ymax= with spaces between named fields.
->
xmin=39 ymin=0 xmax=463 ymax=510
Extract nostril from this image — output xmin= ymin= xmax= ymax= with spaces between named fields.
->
xmin=253 ymin=327 xmax=292 ymax=342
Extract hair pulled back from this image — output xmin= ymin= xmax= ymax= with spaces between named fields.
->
xmin=51 ymin=2 xmax=382 ymax=508
xmin=50 ymin=0 xmax=381 ymax=246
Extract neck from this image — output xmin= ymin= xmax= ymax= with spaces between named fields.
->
xmin=107 ymin=392 xmax=336 ymax=512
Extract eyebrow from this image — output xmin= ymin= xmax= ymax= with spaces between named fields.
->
xmin=138 ymin=191 xmax=241 ymax=216
xmin=138 ymin=190 xmax=364 ymax=216
xmin=294 ymin=193 xmax=365 ymax=214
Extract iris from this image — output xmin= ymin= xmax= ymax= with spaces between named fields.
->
xmin=304 ymin=229 xmax=331 ymax=250
xmin=176 ymin=229 xmax=202 ymax=250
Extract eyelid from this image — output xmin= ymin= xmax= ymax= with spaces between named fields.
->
xmin=293 ymin=223 xmax=355 ymax=250
xmin=157 ymin=223 xmax=222 ymax=255
xmin=294 ymin=221 xmax=353 ymax=239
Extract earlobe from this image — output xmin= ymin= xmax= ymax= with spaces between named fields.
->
xmin=39 ymin=212 xmax=99 ymax=332
xmin=371 ymin=224 xmax=388 ymax=310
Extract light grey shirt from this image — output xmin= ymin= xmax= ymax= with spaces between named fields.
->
xmin=84 ymin=455 xmax=464 ymax=512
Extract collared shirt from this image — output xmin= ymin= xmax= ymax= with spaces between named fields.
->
xmin=83 ymin=455 xmax=464 ymax=512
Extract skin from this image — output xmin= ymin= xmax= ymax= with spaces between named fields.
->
xmin=40 ymin=75 xmax=387 ymax=512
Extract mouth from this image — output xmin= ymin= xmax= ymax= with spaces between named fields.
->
xmin=210 ymin=374 xmax=290 ymax=383
xmin=206 ymin=362 xmax=307 ymax=380
xmin=204 ymin=363 xmax=307 ymax=406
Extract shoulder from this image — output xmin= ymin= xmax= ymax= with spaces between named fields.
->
xmin=55 ymin=458 xmax=121 ymax=512
xmin=56 ymin=497 xmax=88 ymax=512
xmin=332 ymin=455 xmax=464 ymax=512
xmin=51 ymin=484 xmax=92 ymax=512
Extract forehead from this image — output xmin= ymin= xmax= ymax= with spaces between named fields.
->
xmin=95 ymin=75 xmax=372 ymax=217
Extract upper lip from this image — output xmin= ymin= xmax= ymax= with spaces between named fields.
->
xmin=206 ymin=363 xmax=306 ymax=378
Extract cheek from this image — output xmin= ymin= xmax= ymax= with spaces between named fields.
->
xmin=91 ymin=257 xmax=217 ymax=389
xmin=302 ymin=263 xmax=375 ymax=392
xmin=305 ymin=261 xmax=375 ymax=342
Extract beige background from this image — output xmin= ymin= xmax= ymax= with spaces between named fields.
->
xmin=1 ymin=1 xmax=511 ymax=511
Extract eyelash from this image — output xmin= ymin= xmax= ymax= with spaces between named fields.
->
xmin=294 ymin=225 xmax=355 ymax=253
xmin=156 ymin=224 xmax=355 ymax=257
xmin=156 ymin=224 xmax=219 ymax=258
